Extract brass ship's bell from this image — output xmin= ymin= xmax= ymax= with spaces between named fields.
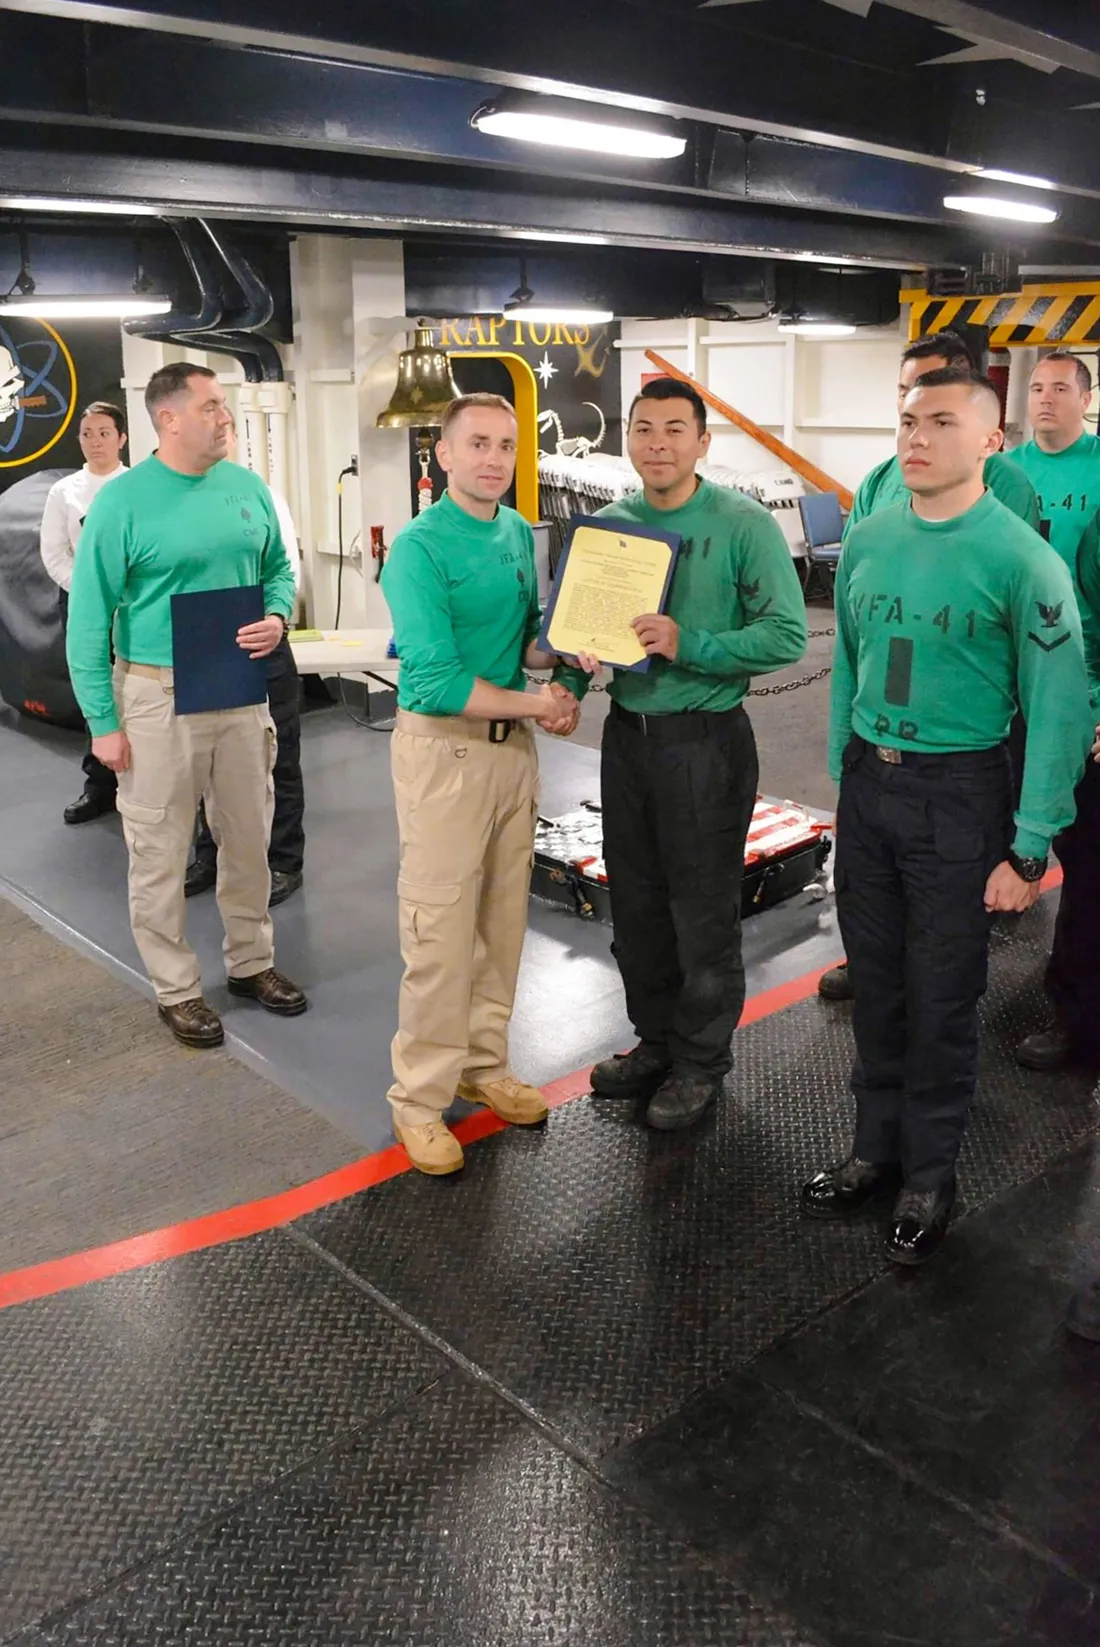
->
xmin=375 ymin=324 xmax=461 ymax=428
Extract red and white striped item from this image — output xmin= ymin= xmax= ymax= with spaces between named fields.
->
xmin=744 ymin=801 xmax=830 ymax=866
xmin=535 ymin=799 xmax=829 ymax=884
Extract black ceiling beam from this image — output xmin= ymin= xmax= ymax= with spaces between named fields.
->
xmin=6 ymin=0 xmax=1097 ymax=182
xmin=0 ymin=142 xmax=1003 ymax=271
xmin=883 ymin=0 xmax=1100 ymax=74
xmin=2 ymin=16 xmax=1099 ymax=251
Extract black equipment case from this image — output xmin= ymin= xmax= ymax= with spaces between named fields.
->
xmin=531 ymin=799 xmax=832 ymax=924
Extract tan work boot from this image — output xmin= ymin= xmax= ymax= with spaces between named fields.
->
xmin=456 ymin=1073 xmax=548 ymax=1125
xmin=394 ymin=1119 xmax=464 ymax=1176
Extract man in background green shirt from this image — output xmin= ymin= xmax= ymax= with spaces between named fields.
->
xmin=1014 ymin=506 xmax=1100 ymax=1072
xmin=803 ymin=368 xmax=1091 ymax=1267
xmin=566 ymin=377 xmax=807 ymax=1131
xmin=819 ymin=330 xmax=1041 ymax=1006
xmin=1003 ymin=351 xmax=1100 ymax=1074
xmin=380 ymin=392 xmax=584 ymax=1177
xmin=1006 ymin=350 xmax=1100 ymax=574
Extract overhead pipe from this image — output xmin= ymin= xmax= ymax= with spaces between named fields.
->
xmin=195 ymin=221 xmax=286 ymax=487
xmin=124 ymin=217 xmax=223 ymax=340
xmin=125 ymin=217 xmax=288 ymax=493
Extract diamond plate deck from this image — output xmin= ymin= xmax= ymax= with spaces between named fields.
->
xmin=301 ymin=901 xmax=1100 ymax=1458
xmin=34 ymin=1373 xmax=822 ymax=1647
xmin=0 ymin=1234 xmax=442 ymax=1640
xmin=603 ymin=1363 xmax=1100 ymax=1647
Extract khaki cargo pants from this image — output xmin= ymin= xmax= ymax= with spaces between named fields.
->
xmin=387 ymin=710 xmax=539 ymax=1127
xmin=114 ymin=661 xmax=277 ymax=1005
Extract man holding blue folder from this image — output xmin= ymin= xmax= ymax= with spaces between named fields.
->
xmin=67 ymin=363 xmax=307 ymax=1048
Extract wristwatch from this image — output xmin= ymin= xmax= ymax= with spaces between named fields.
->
xmin=1008 ymin=850 xmax=1048 ymax=883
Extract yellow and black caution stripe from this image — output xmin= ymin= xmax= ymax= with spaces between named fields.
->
xmin=902 ymin=285 xmax=1100 ymax=347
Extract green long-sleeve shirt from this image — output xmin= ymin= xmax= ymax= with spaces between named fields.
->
xmin=846 ymin=450 xmax=1040 ymax=533
xmin=381 ymin=491 xmax=540 ymax=716
xmin=830 ymin=490 xmax=1092 ymax=858
xmin=557 ymin=478 xmax=806 ymax=712
xmin=1069 ymin=511 xmax=1100 ymax=712
xmin=1004 ymin=433 xmax=1100 ymax=677
xmin=1005 ymin=432 xmax=1100 ymax=569
xmin=67 ymin=455 xmax=295 ymax=736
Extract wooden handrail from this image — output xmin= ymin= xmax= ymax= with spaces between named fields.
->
xmin=643 ymin=349 xmax=854 ymax=513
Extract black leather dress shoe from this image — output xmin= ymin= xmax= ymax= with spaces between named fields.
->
xmin=63 ymin=789 xmax=116 ymax=825
xmin=227 ymin=967 xmax=308 ymax=1016
xmin=645 ymin=1074 xmax=721 ymax=1131
xmin=157 ymin=997 xmax=224 ymax=1048
xmin=884 ymin=1184 xmax=955 ymax=1267
xmin=801 ymin=1156 xmax=902 ymax=1220
xmin=590 ymin=1043 xmax=671 ymax=1100
xmin=1015 ymin=1023 xmax=1074 ymax=1072
xmin=817 ymin=961 xmax=854 ymax=1002
xmin=269 ymin=869 xmax=303 ymax=908
xmin=1065 ymin=1277 xmax=1100 ymax=1343
xmin=184 ymin=859 xmax=217 ymax=898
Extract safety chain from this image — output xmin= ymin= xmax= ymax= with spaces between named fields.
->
xmin=748 ymin=664 xmax=832 ymax=696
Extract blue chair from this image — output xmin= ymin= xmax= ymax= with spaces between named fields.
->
xmin=798 ymin=492 xmax=844 ymax=598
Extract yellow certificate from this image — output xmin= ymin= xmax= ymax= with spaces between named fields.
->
xmin=539 ymin=518 xmax=680 ymax=671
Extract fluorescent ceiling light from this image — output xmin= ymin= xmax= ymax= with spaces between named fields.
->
xmin=472 ymin=105 xmax=685 ymax=161
xmin=509 ymin=230 xmax=611 ymax=246
xmin=777 ymin=320 xmax=856 ymax=338
xmin=976 ymin=168 xmax=1056 ymax=191
xmin=943 ymin=194 xmax=1058 ymax=224
xmin=503 ymin=302 xmax=613 ymax=324
xmin=0 ymin=197 xmax=158 ymax=216
xmin=0 ymin=294 xmax=171 ymax=318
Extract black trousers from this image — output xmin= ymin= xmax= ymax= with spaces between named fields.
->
xmin=195 ymin=638 xmax=305 ymax=876
xmin=1046 ymin=756 xmax=1100 ymax=1056
xmin=836 ymin=736 xmax=1013 ymax=1192
xmin=58 ymin=589 xmax=117 ymax=799
xmin=601 ymin=701 xmax=759 ymax=1079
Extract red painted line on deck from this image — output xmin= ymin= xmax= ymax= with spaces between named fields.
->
xmin=0 ymin=871 xmax=1064 ymax=1312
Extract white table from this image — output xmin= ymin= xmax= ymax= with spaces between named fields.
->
xmin=288 ymin=628 xmax=398 ymax=678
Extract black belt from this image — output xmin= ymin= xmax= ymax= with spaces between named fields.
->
xmin=610 ymin=699 xmax=744 ymax=742
xmin=855 ymin=735 xmax=1006 ymax=771
xmin=488 ymin=720 xmax=512 ymax=744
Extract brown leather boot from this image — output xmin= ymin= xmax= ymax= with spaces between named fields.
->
xmin=227 ymin=968 xmax=308 ymax=1016
xmin=158 ymin=997 xmax=224 ymax=1049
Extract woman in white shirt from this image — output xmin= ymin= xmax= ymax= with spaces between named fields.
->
xmin=40 ymin=402 xmax=128 ymax=824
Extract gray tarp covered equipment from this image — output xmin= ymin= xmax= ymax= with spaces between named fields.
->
xmin=0 ymin=468 xmax=83 ymax=729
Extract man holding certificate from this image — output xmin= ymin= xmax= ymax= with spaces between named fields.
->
xmin=67 ymin=363 xmax=308 ymax=1049
xmin=381 ymin=392 xmax=585 ymax=1177
xmin=560 ymin=376 xmax=808 ymax=1130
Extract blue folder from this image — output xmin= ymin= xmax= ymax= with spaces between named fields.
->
xmin=170 ymin=584 xmax=268 ymax=715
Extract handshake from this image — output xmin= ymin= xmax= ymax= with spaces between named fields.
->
xmin=533 ymin=681 xmax=582 ymax=738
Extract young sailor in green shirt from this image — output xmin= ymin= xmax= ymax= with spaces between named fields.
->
xmin=560 ymin=377 xmax=808 ymax=1131
xmin=803 ymin=368 xmax=1091 ymax=1266
xmin=381 ymin=393 xmax=588 ymax=1177
xmin=847 ymin=334 xmax=1040 ymax=533
xmin=819 ymin=330 xmax=1041 ymax=1005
